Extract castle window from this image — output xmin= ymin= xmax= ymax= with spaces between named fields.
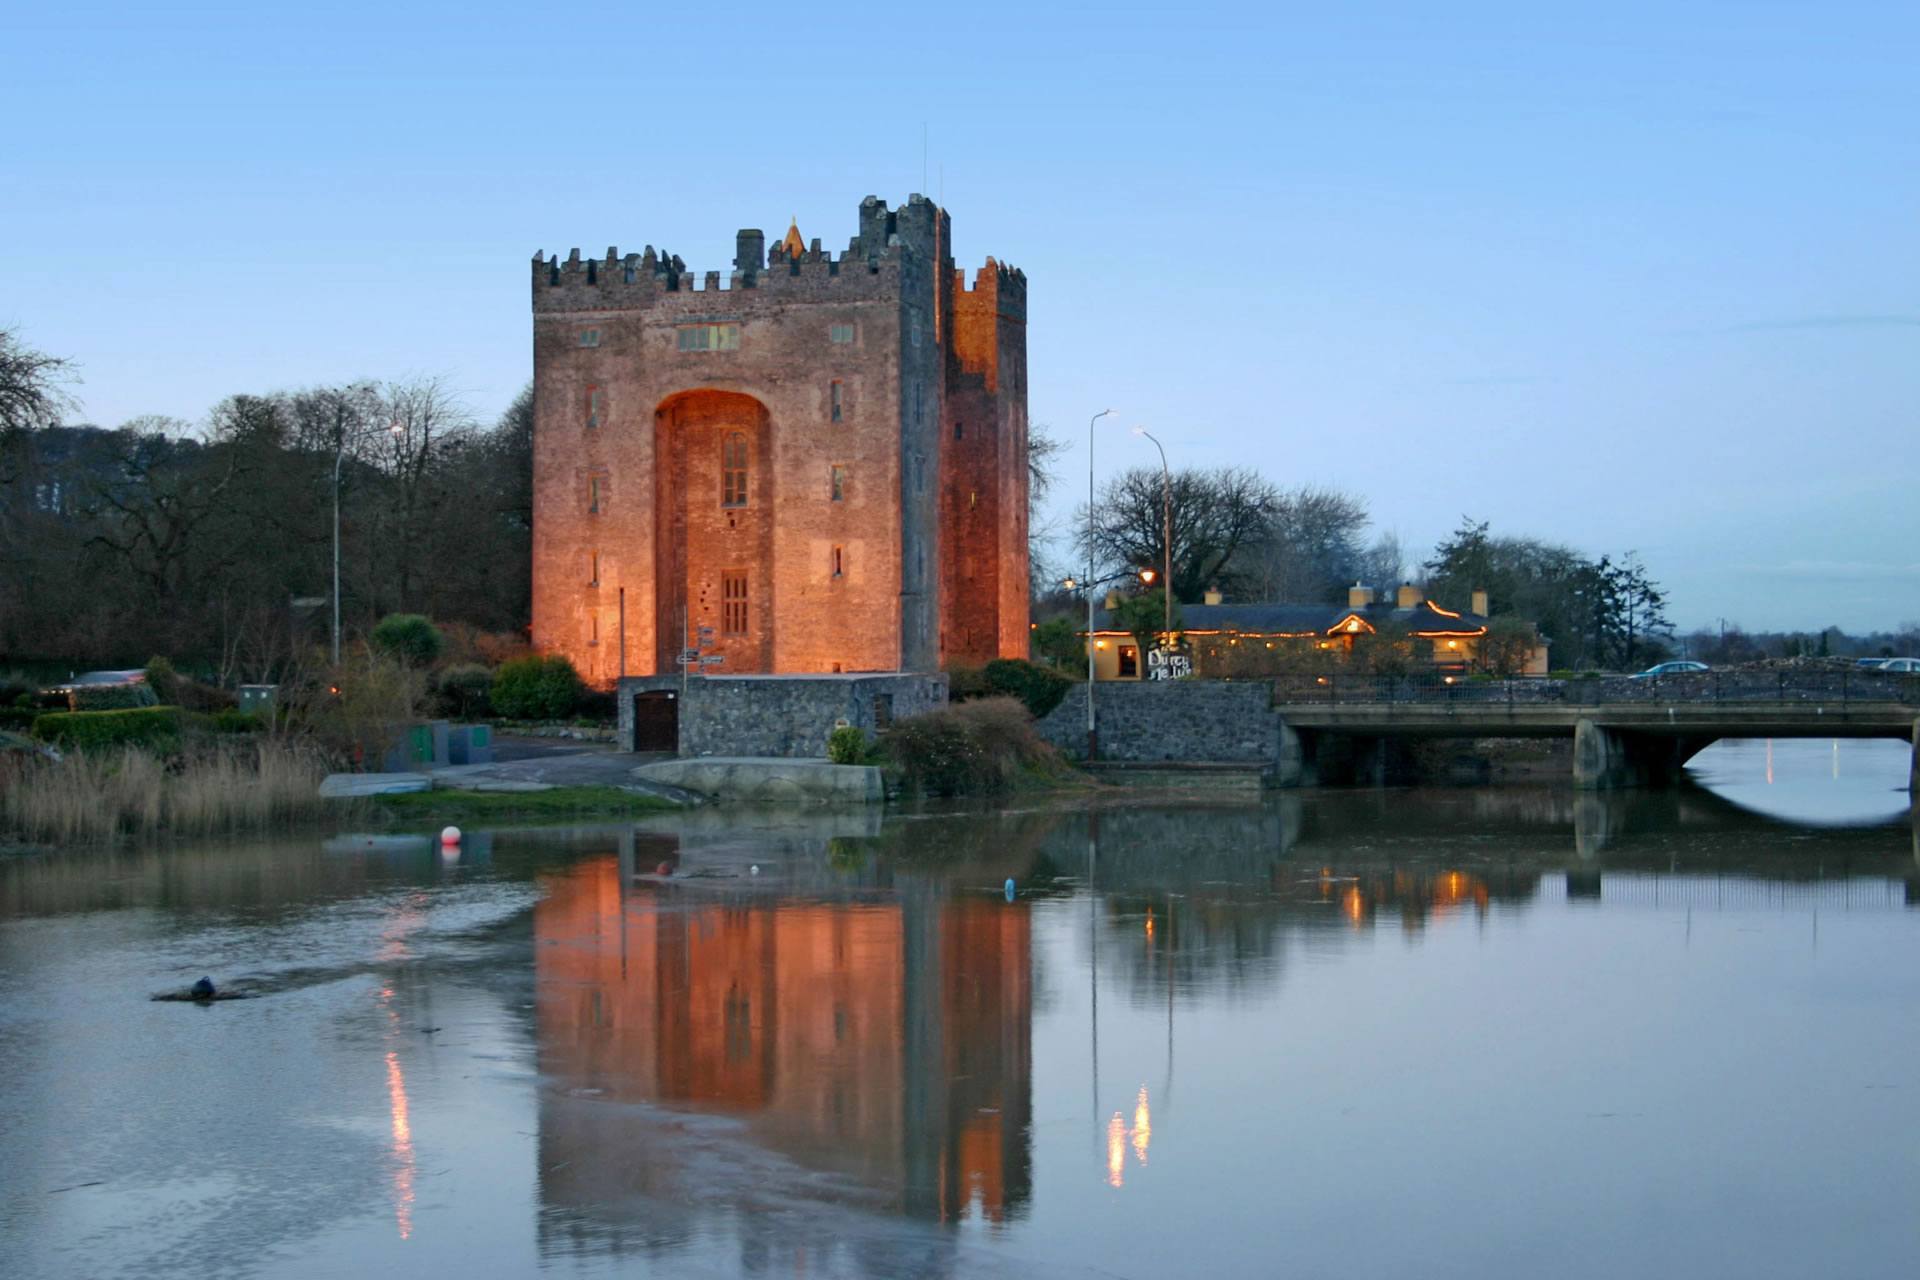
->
xmin=588 ymin=613 xmax=599 ymax=646
xmin=585 ymin=385 xmax=603 ymax=430
xmin=677 ymin=322 xmax=740 ymax=352
xmin=721 ymin=432 xmax=748 ymax=507
xmin=721 ymin=572 xmax=748 ymax=636
xmin=832 ymin=545 xmax=844 ymax=578
xmin=954 ymin=421 xmax=963 ymax=440
xmin=588 ymin=475 xmax=602 ymax=513
xmin=588 ymin=551 xmax=599 ymax=586
xmin=830 ymin=465 xmax=846 ymax=502
xmin=829 ymin=380 xmax=843 ymax=424
xmin=829 ymin=323 xmax=855 ymax=344
xmin=577 ymin=328 xmax=601 ymax=347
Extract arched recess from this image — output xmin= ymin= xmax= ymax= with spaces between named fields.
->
xmin=654 ymin=390 xmax=774 ymax=673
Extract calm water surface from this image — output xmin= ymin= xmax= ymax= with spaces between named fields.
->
xmin=2 ymin=740 xmax=1916 ymax=1279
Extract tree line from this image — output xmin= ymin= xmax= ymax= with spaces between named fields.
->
xmin=2 ymin=327 xmax=533 ymax=680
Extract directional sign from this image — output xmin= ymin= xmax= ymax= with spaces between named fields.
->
xmin=700 ymin=654 xmax=726 ymax=667
xmin=677 ymin=649 xmax=701 ymax=664
xmin=696 ymin=627 xmax=716 ymax=641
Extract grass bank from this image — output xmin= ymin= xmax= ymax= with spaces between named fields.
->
xmin=366 ymin=785 xmax=676 ymax=828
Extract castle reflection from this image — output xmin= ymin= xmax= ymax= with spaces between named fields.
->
xmin=533 ymin=837 xmax=1032 ymax=1265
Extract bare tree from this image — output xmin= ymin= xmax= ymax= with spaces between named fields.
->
xmin=1079 ymin=465 xmax=1281 ymax=602
xmin=0 ymin=327 xmax=78 ymax=437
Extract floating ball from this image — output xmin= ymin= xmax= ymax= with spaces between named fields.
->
xmin=1004 ymin=878 xmax=1017 ymax=901
xmin=656 ymin=861 xmax=673 ymax=876
xmin=440 ymin=826 xmax=461 ymax=847
xmin=750 ymin=864 xmax=761 ymax=876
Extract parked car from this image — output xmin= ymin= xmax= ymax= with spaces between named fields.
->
xmin=1629 ymin=661 xmax=1709 ymax=679
xmin=39 ymin=669 xmax=148 ymax=697
xmin=1875 ymin=657 xmax=1920 ymax=674
xmin=1854 ymin=656 xmax=1892 ymax=669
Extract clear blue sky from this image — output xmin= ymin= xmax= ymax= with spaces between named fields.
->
xmin=4 ymin=1 xmax=1915 ymax=632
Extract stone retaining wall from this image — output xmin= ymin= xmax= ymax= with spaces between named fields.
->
xmin=1034 ymin=681 xmax=1283 ymax=765
xmin=618 ymin=673 xmax=947 ymax=757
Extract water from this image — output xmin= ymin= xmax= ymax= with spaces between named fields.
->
xmin=2 ymin=740 xmax=1916 ymax=1279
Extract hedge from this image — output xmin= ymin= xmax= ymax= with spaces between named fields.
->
xmin=490 ymin=655 xmax=584 ymax=720
xmin=31 ymin=706 xmax=185 ymax=754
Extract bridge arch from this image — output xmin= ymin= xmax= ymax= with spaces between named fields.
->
xmin=653 ymin=390 xmax=774 ymax=674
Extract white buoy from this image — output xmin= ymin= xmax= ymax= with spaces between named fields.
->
xmin=441 ymin=825 xmax=461 ymax=847
xmin=750 ymin=864 xmax=761 ymax=876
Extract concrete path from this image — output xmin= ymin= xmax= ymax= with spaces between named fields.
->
xmin=318 ymin=773 xmax=431 ymax=798
xmin=634 ymin=758 xmax=882 ymax=805
xmin=425 ymin=748 xmax=695 ymax=805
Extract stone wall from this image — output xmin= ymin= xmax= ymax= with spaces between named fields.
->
xmin=618 ymin=673 xmax=947 ymax=758
xmin=1033 ymin=680 xmax=1284 ymax=765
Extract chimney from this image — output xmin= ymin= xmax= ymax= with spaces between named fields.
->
xmin=1471 ymin=588 xmax=1489 ymax=617
xmin=1396 ymin=582 xmax=1423 ymax=608
xmin=1203 ymin=586 xmax=1224 ymax=606
xmin=1348 ymin=582 xmax=1375 ymax=609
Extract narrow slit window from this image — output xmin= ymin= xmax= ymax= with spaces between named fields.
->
xmin=829 ymin=380 xmax=843 ymax=423
xmin=954 ymin=421 xmax=963 ymax=440
xmin=588 ymin=475 xmax=602 ymax=513
xmin=832 ymin=545 xmax=844 ymax=579
xmin=721 ymin=432 xmax=748 ymax=507
xmin=588 ymin=551 xmax=599 ymax=586
xmin=721 ymin=572 xmax=749 ymax=636
xmin=830 ymin=465 xmax=846 ymax=502
xmin=585 ymin=385 xmax=603 ymax=430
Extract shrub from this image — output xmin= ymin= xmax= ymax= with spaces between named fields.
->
xmin=369 ymin=613 xmax=445 ymax=667
xmin=211 ymin=708 xmax=265 ymax=733
xmin=69 ymin=683 xmax=160 ymax=712
xmin=433 ymin=663 xmax=493 ymax=719
xmin=881 ymin=697 xmax=1057 ymax=797
xmin=826 ymin=725 xmax=869 ymax=765
xmin=490 ymin=655 xmax=584 ymax=720
xmin=982 ymin=657 xmax=1072 ymax=719
xmin=946 ymin=666 xmax=991 ymax=702
xmin=1030 ymin=618 xmax=1083 ymax=671
xmin=0 ymin=706 xmax=38 ymax=732
xmin=32 ymin=706 xmax=184 ymax=755
xmin=144 ymin=655 xmax=180 ymax=703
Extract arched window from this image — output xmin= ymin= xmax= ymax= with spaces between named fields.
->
xmin=721 ymin=432 xmax=748 ymax=507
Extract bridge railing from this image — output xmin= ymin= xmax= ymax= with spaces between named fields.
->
xmin=1270 ymin=670 xmax=1920 ymax=706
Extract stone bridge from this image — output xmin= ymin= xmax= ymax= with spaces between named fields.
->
xmin=1035 ymin=672 xmax=1920 ymax=790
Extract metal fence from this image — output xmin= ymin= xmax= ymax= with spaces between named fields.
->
xmin=1270 ymin=670 xmax=1920 ymax=706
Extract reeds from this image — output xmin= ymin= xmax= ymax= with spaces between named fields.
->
xmin=0 ymin=739 xmax=337 ymax=845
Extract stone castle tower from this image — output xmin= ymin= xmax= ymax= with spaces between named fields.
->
xmin=530 ymin=194 xmax=1029 ymax=683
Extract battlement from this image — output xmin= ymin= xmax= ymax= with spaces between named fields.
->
xmin=530 ymin=194 xmax=1017 ymax=315
xmin=952 ymin=257 xmax=1029 ymax=317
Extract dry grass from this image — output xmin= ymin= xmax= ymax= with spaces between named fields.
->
xmin=0 ymin=738 xmax=339 ymax=845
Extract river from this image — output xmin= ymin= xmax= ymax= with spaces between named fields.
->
xmin=2 ymin=739 xmax=1916 ymax=1278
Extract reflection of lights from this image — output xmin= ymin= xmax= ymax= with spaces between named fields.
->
xmin=1132 ymin=1087 xmax=1151 ymax=1166
xmin=1107 ymin=1112 xmax=1126 ymax=1187
xmin=385 ymin=1050 xmax=415 ymax=1240
xmin=1766 ymin=739 xmax=1774 ymax=786
xmin=1144 ymin=909 xmax=1154 ymax=940
xmin=1343 ymin=887 xmax=1365 ymax=924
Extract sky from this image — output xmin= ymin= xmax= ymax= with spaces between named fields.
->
xmin=3 ymin=1 xmax=1915 ymax=633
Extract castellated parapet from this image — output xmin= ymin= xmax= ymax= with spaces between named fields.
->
xmin=529 ymin=195 xmax=1029 ymax=686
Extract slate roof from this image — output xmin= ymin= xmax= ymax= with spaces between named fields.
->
xmin=1087 ymin=600 xmax=1489 ymax=635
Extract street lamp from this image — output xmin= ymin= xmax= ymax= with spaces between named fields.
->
xmin=1132 ymin=426 xmax=1172 ymax=648
xmin=1086 ymin=408 xmax=1115 ymax=760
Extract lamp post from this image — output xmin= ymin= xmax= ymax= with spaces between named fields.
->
xmin=1133 ymin=426 xmax=1172 ymax=650
xmin=1086 ymin=409 xmax=1115 ymax=760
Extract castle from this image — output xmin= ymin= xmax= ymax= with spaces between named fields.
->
xmin=530 ymin=195 xmax=1029 ymax=683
